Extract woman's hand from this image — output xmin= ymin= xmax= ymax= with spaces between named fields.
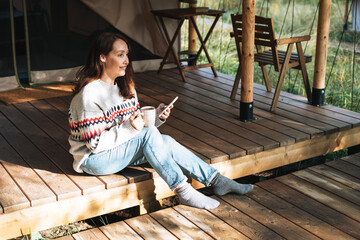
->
xmin=157 ymin=103 xmax=173 ymax=120
xmin=130 ymin=111 xmax=144 ymax=130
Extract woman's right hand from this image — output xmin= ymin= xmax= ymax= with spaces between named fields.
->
xmin=130 ymin=111 xmax=144 ymax=131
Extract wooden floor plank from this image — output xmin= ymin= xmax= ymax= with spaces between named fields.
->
xmin=248 ymin=185 xmax=355 ymax=240
xmin=199 ymin=68 xmax=360 ymax=124
xmin=16 ymin=100 xmax=129 ymax=190
xmin=99 ymin=221 xmax=143 ymax=240
xmin=125 ymin=214 xmax=178 ymax=240
xmin=0 ymin=134 xmax=56 ymax=207
xmin=0 ymin=103 xmax=105 ymax=196
xmin=0 ymin=162 xmax=30 ymax=214
xmin=208 ymin=196 xmax=284 ymax=240
xmin=137 ymin=90 xmax=262 ymax=155
xmin=168 ymin=69 xmax=345 ymax=133
xmin=293 ymin=169 xmax=360 ymax=205
xmin=258 ymin=179 xmax=360 ymax=239
xmin=220 ymin=194 xmax=321 ymax=240
xmin=341 ymin=154 xmax=360 ymax=167
xmin=45 ymin=97 xmax=70 ymax=115
xmin=139 ymin=92 xmax=245 ymax=159
xmin=277 ymin=174 xmax=360 ymax=222
xmin=143 ymin=72 xmax=292 ymax=149
xmin=72 ymin=228 xmax=109 ymax=240
xmin=309 ymin=163 xmax=360 ymax=191
xmin=136 ymin=76 xmax=273 ymax=153
xmin=0 ymin=110 xmax=82 ymax=200
xmin=150 ymin=207 xmax=214 ymax=240
xmin=325 ymin=159 xmax=360 ymax=179
xmin=174 ymin=204 xmax=249 ymax=240
xmin=163 ymin=71 xmax=299 ymax=147
xmin=190 ymin=70 xmax=324 ymax=138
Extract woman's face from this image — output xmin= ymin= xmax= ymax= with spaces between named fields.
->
xmin=100 ymin=39 xmax=129 ymax=80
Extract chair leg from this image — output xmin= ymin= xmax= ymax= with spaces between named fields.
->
xmin=260 ymin=64 xmax=271 ymax=92
xmin=296 ymin=42 xmax=312 ymax=102
xmin=270 ymin=44 xmax=293 ymax=112
xmin=230 ymin=65 xmax=241 ymax=100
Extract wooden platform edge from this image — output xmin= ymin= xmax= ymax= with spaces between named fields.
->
xmin=1 ymin=125 xmax=359 ymax=239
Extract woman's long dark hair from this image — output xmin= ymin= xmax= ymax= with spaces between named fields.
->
xmin=74 ymin=32 xmax=135 ymax=99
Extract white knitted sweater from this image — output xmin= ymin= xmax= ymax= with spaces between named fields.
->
xmin=68 ymin=79 xmax=163 ymax=173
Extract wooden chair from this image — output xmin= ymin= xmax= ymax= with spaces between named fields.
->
xmin=230 ymin=14 xmax=312 ymax=112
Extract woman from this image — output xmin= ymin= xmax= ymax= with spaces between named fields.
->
xmin=68 ymin=32 xmax=253 ymax=210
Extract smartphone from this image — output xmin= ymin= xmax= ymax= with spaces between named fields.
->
xmin=159 ymin=96 xmax=178 ymax=117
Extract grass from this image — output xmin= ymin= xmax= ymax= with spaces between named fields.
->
xmin=181 ymin=0 xmax=360 ymax=112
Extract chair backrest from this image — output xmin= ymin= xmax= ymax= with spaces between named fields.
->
xmin=231 ymin=14 xmax=281 ymax=71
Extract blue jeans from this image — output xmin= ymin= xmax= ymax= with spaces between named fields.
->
xmin=80 ymin=126 xmax=218 ymax=191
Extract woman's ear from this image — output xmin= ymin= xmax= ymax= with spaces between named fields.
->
xmin=100 ymin=54 xmax=106 ymax=63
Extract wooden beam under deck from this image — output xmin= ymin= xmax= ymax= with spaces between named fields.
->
xmin=1 ymin=68 xmax=360 ymax=239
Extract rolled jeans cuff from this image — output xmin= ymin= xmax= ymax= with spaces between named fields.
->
xmin=205 ymin=170 xmax=219 ymax=187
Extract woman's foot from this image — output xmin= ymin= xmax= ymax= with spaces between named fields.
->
xmin=176 ymin=183 xmax=219 ymax=209
xmin=211 ymin=173 xmax=253 ymax=196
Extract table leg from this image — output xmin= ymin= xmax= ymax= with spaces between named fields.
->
xmin=157 ymin=17 xmax=187 ymax=82
xmin=190 ymin=15 xmax=221 ymax=77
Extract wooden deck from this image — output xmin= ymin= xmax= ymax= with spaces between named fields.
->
xmin=1 ymin=68 xmax=360 ymax=239
xmin=61 ymin=156 xmax=360 ymax=240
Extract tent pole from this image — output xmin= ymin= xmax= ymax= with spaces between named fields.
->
xmin=9 ymin=0 xmax=22 ymax=89
xmin=312 ymin=0 xmax=331 ymax=106
xmin=239 ymin=0 xmax=256 ymax=122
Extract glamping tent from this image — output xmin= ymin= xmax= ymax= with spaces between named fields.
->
xmin=0 ymin=0 xmax=179 ymax=92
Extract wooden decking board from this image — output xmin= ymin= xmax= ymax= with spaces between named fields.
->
xmin=0 ymin=103 xmax=105 ymax=196
xmin=149 ymin=207 xmax=214 ymax=240
xmin=191 ymin=69 xmax=353 ymax=130
xmin=0 ymin=161 xmax=30 ymax=214
xmin=30 ymin=100 xmax=70 ymax=133
xmin=160 ymin=70 xmax=333 ymax=136
xmin=277 ymin=174 xmax=360 ymax=222
xmin=138 ymin=92 xmax=246 ymax=159
xmin=72 ymin=228 xmax=108 ymax=240
xmin=14 ymin=101 xmax=70 ymax=151
xmin=209 ymin=196 xmax=285 ymax=240
xmin=246 ymin=186 xmax=356 ymax=240
xmin=137 ymin=89 xmax=263 ymax=155
xmin=0 ymin=134 xmax=57 ymax=207
xmin=309 ymin=164 xmax=360 ymax=191
xmin=197 ymin=68 xmax=360 ymax=125
xmin=125 ymin=214 xmax=178 ymax=240
xmin=257 ymin=179 xmax=360 ymax=239
xmin=174 ymin=204 xmax=249 ymax=239
xmin=0 ymin=110 xmax=83 ymax=200
xmin=220 ymin=194 xmax=321 ymax=240
xmin=325 ymin=159 xmax=360 ymax=179
xmin=342 ymin=154 xmax=360 ymax=167
xmin=293 ymin=169 xmax=360 ymax=205
xmin=99 ymin=221 xmax=143 ymax=240
xmin=177 ymin=70 xmax=350 ymax=133
xmin=137 ymin=74 xmax=280 ymax=151
xmin=161 ymin=71 xmax=312 ymax=144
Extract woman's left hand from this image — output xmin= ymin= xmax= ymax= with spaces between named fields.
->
xmin=157 ymin=103 xmax=173 ymax=120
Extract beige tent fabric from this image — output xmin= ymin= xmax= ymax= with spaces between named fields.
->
xmin=81 ymin=0 xmax=179 ymax=57
xmin=0 ymin=76 xmax=22 ymax=93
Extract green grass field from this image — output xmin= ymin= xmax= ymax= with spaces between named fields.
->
xmin=181 ymin=0 xmax=360 ymax=112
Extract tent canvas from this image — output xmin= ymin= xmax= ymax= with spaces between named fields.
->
xmin=0 ymin=0 xmax=179 ymax=90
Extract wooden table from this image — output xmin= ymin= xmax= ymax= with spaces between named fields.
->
xmin=152 ymin=8 xmax=224 ymax=82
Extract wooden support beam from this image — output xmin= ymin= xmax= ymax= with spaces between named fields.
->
xmin=240 ymin=0 xmax=256 ymax=121
xmin=188 ymin=3 xmax=197 ymax=66
xmin=312 ymin=0 xmax=331 ymax=106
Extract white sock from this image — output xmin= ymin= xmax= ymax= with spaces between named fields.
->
xmin=176 ymin=183 xmax=219 ymax=210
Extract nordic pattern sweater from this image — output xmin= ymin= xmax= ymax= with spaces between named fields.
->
xmin=68 ymin=79 xmax=163 ymax=173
